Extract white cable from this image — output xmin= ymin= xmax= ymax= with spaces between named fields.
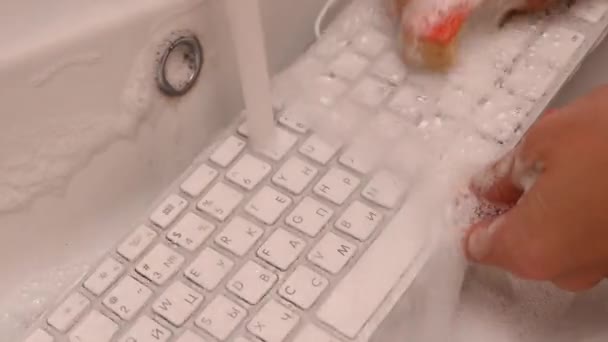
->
xmin=315 ymin=0 xmax=340 ymax=39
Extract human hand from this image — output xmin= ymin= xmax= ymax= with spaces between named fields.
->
xmin=463 ymin=86 xmax=608 ymax=292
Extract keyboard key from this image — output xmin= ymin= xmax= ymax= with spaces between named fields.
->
xmin=314 ymin=168 xmax=360 ymax=205
xmin=372 ymin=51 xmax=407 ymax=84
xmin=215 ymin=216 xmax=263 ymax=256
xmin=272 ymin=157 xmax=318 ymax=195
xmin=352 ymin=28 xmax=389 ymax=57
xmin=328 ymin=51 xmax=369 ymax=80
xmin=308 ymin=232 xmax=357 ymax=274
xmin=180 ymin=163 xmax=218 ymax=197
xmin=388 ymin=85 xmax=435 ymax=123
xmin=83 ymin=258 xmax=124 ymax=296
xmin=339 ymin=146 xmax=376 ymax=174
xmin=363 ymin=170 xmax=408 ymax=209
xmin=286 ymin=197 xmax=334 ymax=237
xmin=118 ymin=316 xmax=171 ymax=342
xmin=153 ymin=281 xmax=204 ymax=326
xmin=167 ymin=213 xmax=215 ymax=251
xmin=299 ymin=135 xmax=341 ymax=165
xmin=117 ymin=225 xmax=157 ymax=261
xmin=505 ymin=59 xmax=557 ymax=100
xmin=279 ymin=266 xmax=328 ymax=309
xmin=247 ymin=300 xmax=299 ymax=342
xmin=313 ymin=75 xmax=349 ymax=106
xmin=210 ymin=136 xmax=246 ymax=167
xmin=24 ymin=329 xmax=54 ymax=342
xmin=185 ymin=247 xmax=234 ymax=290
xmin=314 ymin=34 xmax=351 ymax=59
xmin=195 ymin=295 xmax=247 ymax=340
xmin=176 ymin=330 xmax=208 ymax=342
xmin=245 ymin=186 xmax=292 ymax=225
xmin=234 ymin=338 xmax=253 ymax=342
xmin=316 ymin=200 xmax=427 ymax=338
xmin=292 ymin=324 xmax=340 ymax=342
xmin=528 ymin=27 xmax=585 ymax=67
xmin=227 ymin=261 xmax=278 ymax=304
xmin=227 ymin=154 xmax=271 ymax=190
xmin=150 ymin=195 xmax=189 ymax=229
xmin=437 ymin=85 xmax=477 ymax=119
xmin=136 ymin=244 xmax=184 ymax=285
xmin=68 ymin=310 xmax=118 ymax=342
xmin=103 ymin=276 xmax=152 ymax=320
xmin=350 ymin=77 xmax=393 ymax=107
xmin=257 ymin=228 xmax=306 ymax=270
xmin=278 ymin=111 xmax=309 ymax=133
xmin=197 ymin=182 xmax=244 ymax=221
xmin=335 ymin=201 xmax=383 ymax=241
xmin=257 ymin=128 xmax=298 ymax=161
xmin=47 ymin=292 xmax=90 ymax=332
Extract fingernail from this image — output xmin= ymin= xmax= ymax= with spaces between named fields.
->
xmin=467 ymin=218 xmax=503 ymax=261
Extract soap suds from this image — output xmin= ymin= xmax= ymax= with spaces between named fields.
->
xmin=0 ymin=42 xmax=157 ymax=213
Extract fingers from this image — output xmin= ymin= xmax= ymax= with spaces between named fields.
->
xmin=553 ymin=272 xmax=605 ymax=292
xmin=470 ymin=150 xmax=523 ymax=205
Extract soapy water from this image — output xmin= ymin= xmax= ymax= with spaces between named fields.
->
xmin=5 ymin=0 xmax=608 ymax=340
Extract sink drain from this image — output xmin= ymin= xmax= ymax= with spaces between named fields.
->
xmin=156 ymin=34 xmax=203 ymax=97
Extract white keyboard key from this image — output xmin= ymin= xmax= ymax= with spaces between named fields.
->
xmin=372 ymin=51 xmax=407 ymax=84
xmin=197 ymin=182 xmax=243 ymax=221
xmin=279 ymin=266 xmax=328 ymax=309
xmin=353 ymin=28 xmax=389 ymax=57
xmin=24 ymin=329 xmax=54 ymax=342
xmin=362 ymin=170 xmax=408 ymax=209
xmin=227 ymin=261 xmax=278 ymax=304
xmin=350 ymin=77 xmax=393 ymax=107
xmin=118 ymin=316 xmax=171 ymax=342
xmin=180 ymin=164 xmax=218 ymax=197
xmin=68 ymin=310 xmax=118 ymax=342
xmin=299 ymin=135 xmax=341 ymax=165
xmin=167 ymin=213 xmax=215 ymax=251
xmin=335 ymin=201 xmax=383 ymax=241
xmin=571 ymin=0 xmax=608 ymax=23
xmin=314 ymin=168 xmax=360 ymax=205
xmin=176 ymin=330 xmax=208 ymax=342
xmin=136 ymin=244 xmax=185 ymax=285
xmin=47 ymin=292 xmax=90 ymax=332
xmin=153 ymin=281 xmax=204 ymax=326
xmin=286 ymin=197 xmax=333 ymax=237
xmin=388 ymin=85 xmax=435 ymax=123
xmin=316 ymin=200 xmax=427 ymax=338
xmin=528 ymin=27 xmax=585 ymax=67
xmin=117 ymin=225 xmax=157 ymax=262
xmin=234 ymin=338 xmax=253 ymax=342
xmin=314 ymin=75 xmax=350 ymax=106
xmin=279 ymin=111 xmax=309 ymax=133
xmin=257 ymin=128 xmax=298 ymax=161
xmin=83 ymin=258 xmax=124 ymax=296
xmin=103 ymin=276 xmax=152 ymax=320
xmin=257 ymin=228 xmax=306 ymax=270
xmin=437 ymin=85 xmax=477 ymax=119
xmin=195 ymin=295 xmax=247 ymax=340
xmin=210 ymin=136 xmax=246 ymax=167
xmin=328 ymin=51 xmax=369 ymax=80
xmin=475 ymin=92 xmax=532 ymax=142
xmin=245 ymin=186 xmax=292 ymax=225
xmin=292 ymin=324 xmax=340 ymax=342
xmin=505 ymin=59 xmax=557 ymax=100
xmin=308 ymin=232 xmax=357 ymax=274
xmin=215 ymin=216 xmax=263 ymax=256
xmin=314 ymin=34 xmax=351 ymax=59
xmin=272 ymin=157 xmax=318 ymax=195
xmin=247 ymin=300 xmax=299 ymax=342
xmin=339 ymin=146 xmax=376 ymax=174
xmin=227 ymin=154 xmax=271 ymax=190
xmin=150 ymin=195 xmax=188 ymax=229
xmin=185 ymin=247 xmax=234 ymax=290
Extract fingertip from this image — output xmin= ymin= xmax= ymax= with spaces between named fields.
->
xmin=462 ymin=218 xmax=496 ymax=262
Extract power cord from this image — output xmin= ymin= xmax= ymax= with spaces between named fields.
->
xmin=315 ymin=0 xmax=341 ymax=39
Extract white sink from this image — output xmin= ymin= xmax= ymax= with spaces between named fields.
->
xmin=2 ymin=0 xmax=608 ymax=339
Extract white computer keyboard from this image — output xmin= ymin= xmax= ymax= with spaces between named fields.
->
xmin=23 ymin=0 xmax=608 ymax=341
